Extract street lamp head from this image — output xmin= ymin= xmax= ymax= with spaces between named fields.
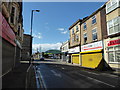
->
xmin=32 ymin=10 xmax=40 ymax=12
xmin=36 ymin=10 xmax=40 ymax=12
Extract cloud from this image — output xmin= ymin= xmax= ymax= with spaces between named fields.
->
xmin=33 ymin=33 xmax=42 ymax=39
xmin=57 ymin=28 xmax=68 ymax=34
xmin=61 ymin=30 xmax=68 ymax=34
xmin=57 ymin=28 xmax=65 ymax=31
xmin=32 ymin=43 xmax=62 ymax=53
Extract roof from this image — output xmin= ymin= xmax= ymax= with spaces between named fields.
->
xmin=45 ymin=49 xmax=62 ymax=54
xmin=69 ymin=19 xmax=82 ymax=30
xmin=81 ymin=4 xmax=106 ymax=23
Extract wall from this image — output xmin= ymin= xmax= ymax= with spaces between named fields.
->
xmin=2 ymin=38 xmax=15 ymax=75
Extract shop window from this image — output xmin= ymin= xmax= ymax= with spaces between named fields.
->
xmin=108 ymin=46 xmax=120 ymax=63
xmin=84 ymin=33 xmax=87 ymax=44
xmin=83 ymin=23 xmax=87 ymax=30
xmin=92 ymin=28 xmax=97 ymax=41
xmin=76 ymin=26 xmax=79 ymax=32
xmin=107 ymin=16 xmax=120 ymax=35
xmin=92 ymin=15 xmax=96 ymax=25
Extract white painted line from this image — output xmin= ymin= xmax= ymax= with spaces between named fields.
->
xmin=78 ymin=73 xmax=115 ymax=87
xmin=37 ymin=70 xmax=47 ymax=89
xmin=101 ymin=73 xmax=119 ymax=78
xmin=82 ymin=70 xmax=99 ymax=75
xmin=51 ymin=70 xmax=62 ymax=78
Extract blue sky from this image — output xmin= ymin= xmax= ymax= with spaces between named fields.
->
xmin=23 ymin=2 xmax=105 ymax=52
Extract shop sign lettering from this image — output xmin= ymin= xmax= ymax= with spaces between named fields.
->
xmin=108 ymin=39 xmax=120 ymax=46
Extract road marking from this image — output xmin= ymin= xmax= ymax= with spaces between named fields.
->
xmin=37 ymin=70 xmax=47 ymax=89
xmin=51 ymin=70 xmax=62 ymax=78
xmin=101 ymin=73 xmax=119 ymax=78
xmin=82 ymin=70 xmax=99 ymax=75
xmin=78 ymin=73 xmax=115 ymax=87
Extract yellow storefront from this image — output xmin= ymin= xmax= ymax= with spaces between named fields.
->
xmin=72 ymin=54 xmax=81 ymax=65
xmin=80 ymin=50 xmax=102 ymax=68
xmin=81 ymin=41 xmax=103 ymax=69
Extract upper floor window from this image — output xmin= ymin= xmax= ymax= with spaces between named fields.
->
xmin=72 ymin=29 xmax=74 ymax=34
xmin=76 ymin=35 xmax=79 ymax=42
xmin=83 ymin=33 xmax=87 ymax=44
xmin=92 ymin=28 xmax=97 ymax=41
xmin=18 ymin=25 xmax=21 ymax=36
xmin=72 ymin=37 xmax=74 ymax=43
xmin=76 ymin=26 xmax=79 ymax=32
xmin=10 ymin=6 xmax=15 ymax=24
xmin=92 ymin=15 xmax=96 ymax=25
xmin=106 ymin=0 xmax=119 ymax=14
xmin=83 ymin=23 xmax=87 ymax=30
xmin=107 ymin=16 xmax=120 ymax=35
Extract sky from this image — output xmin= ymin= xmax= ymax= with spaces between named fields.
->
xmin=22 ymin=2 xmax=105 ymax=53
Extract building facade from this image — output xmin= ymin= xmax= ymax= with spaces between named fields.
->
xmin=69 ymin=19 xmax=82 ymax=64
xmin=104 ymin=0 xmax=120 ymax=70
xmin=80 ymin=5 xmax=107 ymax=69
xmin=21 ymin=34 xmax=32 ymax=61
xmin=1 ymin=1 xmax=24 ymax=75
xmin=60 ymin=40 xmax=69 ymax=62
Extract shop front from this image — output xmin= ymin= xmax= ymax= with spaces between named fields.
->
xmin=68 ymin=46 xmax=81 ymax=65
xmin=0 ymin=12 xmax=16 ymax=75
xmin=104 ymin=37 xmax=120 ymax=70
xmin=81 ymin=41 xmax=103 ymax=69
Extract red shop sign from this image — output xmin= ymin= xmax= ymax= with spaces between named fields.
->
xmin=0 ymin=12 xmax=16 ymax=46
xmin=108 ymin=39 xmax=120 ymax=46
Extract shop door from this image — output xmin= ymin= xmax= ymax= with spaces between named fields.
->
xmin=72 ymin=54 xmax=80 ymax=64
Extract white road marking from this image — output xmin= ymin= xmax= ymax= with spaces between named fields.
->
xmin=51 ymin=70 xmax=62 ymax=78
xmin=82 ymin=70 xmax=99 ymax=75
xmin=101 ymin=73 xmax=119 ymax=78
xmin=78 ymin=73 xmax=115 ymax=87
xmin=37 ymin=70 xmax=47 ymax=89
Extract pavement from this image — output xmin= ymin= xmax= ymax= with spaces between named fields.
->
xmin=2 ymin=63 xmax=36 ymax=89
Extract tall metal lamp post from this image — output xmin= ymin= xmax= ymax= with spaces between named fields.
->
xmin=30 ymin=10 xmax=40 ymax=64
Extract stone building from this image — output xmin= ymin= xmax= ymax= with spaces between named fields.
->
xmin=69 ymin=19 xmax=82 ymax=64
xmin=80 ymin=5 xmax=107 ymax=69
xmin=104 ymin=0 xmax=120 ymax=70
xmin=0 ymin=1 xmax=24 ymax=76
xmin=21 ymin=34 xmax=32 ymax=61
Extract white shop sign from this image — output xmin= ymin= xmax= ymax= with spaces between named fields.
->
xmin=68 ymin=46 xmax=80 ymax=53
xmin=81 ymin=41 xmax=103 ymax=52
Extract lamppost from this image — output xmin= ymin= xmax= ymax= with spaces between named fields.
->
xmin=30 ymin=10 xmax=40 ymax=64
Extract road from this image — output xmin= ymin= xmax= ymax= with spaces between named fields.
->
xmin=33 ymin=59 xmax=120 ymax=88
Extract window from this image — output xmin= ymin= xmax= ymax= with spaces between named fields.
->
xmin=92 ymin=15 xmax=96 ymax=25
xmin=106 ymin=0 xmax=119 ymax=13
xmin=72 ymin=29 xmax=74 ymax=34
xmin=18 ymin=25 xmax=21 ymax=36
xmin=108 ymin=46 xmax=120 ymax=63
xmin=107 ymin=16 xmax=120 ymax=35
xmin=83 ymin=23 xmax=87 ymax=30
xmin=10 ymin=6 xmax=15 ymax=24
xmin=92 ymin=28 xmax=97 ymax=41
xmin=76 ymin=26 xmax=79 ymax=32
xmin=84 ymin=33 xmax=87 ymax=44
xmin=76 ymin=35 xmax=79 ymax=42
xmin=72 ymin=37 xmax=74 ymax=43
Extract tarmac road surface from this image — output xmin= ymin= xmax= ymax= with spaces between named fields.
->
xmin=34 ymin=59 xmax=120 ymax=88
